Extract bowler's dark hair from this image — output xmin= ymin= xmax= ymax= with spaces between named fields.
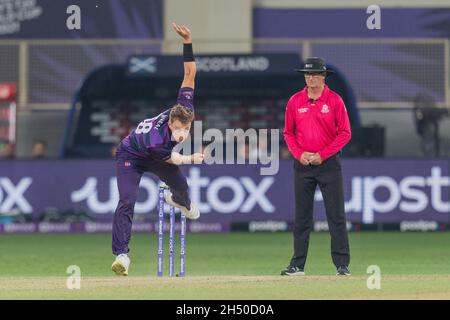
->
xmin=169 ymin=104 xmax=194 ymax=124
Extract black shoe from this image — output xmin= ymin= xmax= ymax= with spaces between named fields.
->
xmin=336 ymin=265 xmax=351 ymax=276
xmin=280 ymin=266 xmax=305 ymax=276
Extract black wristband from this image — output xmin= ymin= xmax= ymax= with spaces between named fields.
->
xmin=183 ymin=43 xmax=195 ymax=62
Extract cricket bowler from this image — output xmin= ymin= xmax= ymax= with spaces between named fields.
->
xmin=111 ymin=23 xmax=203 ymax=276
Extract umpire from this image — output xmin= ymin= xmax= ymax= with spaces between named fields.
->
xmin=281 ymin=57 xmax=352 ymax=276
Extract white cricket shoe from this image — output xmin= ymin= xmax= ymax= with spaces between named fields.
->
xmin=111 ymin=253 xmax=130 ymax=276
xmin=164 ymin=191 xmax=200 ymax=220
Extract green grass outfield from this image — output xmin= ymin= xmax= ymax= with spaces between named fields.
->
xmin=0 ymin=232 xmax=450 ymax=299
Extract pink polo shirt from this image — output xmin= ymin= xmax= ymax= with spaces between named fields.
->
xmin=283 ymin=85 xmax=351 ymax=161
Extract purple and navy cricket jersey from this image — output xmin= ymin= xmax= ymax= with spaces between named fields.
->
xmin=119 ymin=87 xmax=194 ymax=161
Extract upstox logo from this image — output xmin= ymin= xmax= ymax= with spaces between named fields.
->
xmin=71 ymin=168 xmax=275 ymax=215
xmin=315 ymin=167 xmax=449 ymax=223
xmin=0 ymin=177 xmax=33 ymax=213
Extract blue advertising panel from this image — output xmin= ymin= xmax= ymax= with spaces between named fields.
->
xmin=0 ymin=159 xmax=448 ymax=233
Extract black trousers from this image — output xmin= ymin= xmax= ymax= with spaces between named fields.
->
xmin=290 ymin=154 xmax=350 ymax=269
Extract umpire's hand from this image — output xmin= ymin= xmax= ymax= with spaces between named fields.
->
xmin=299 ymin=152 xmax=313 ymax=165
xmin=309 ymin=153 xmax=323 ymax=165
